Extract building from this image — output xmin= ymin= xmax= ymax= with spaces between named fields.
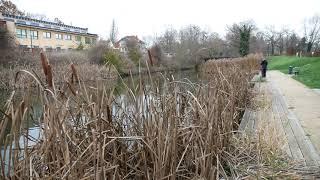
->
xmin=0 ymin=13 xmax=98 ymax=51
xmin=114 ymin=35 xmax=146 ymax=53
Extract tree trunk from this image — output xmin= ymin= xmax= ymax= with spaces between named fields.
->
xmin=271 ymin=43 xmax=275 ymax=55
xmin=307 ymin=42 xmax=312 ymax=53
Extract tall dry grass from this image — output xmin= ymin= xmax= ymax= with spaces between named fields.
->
xmin=0 ymin=51 xmax=117 ymax=90
xmin=0 ymin=53 xmax=300 ymax=179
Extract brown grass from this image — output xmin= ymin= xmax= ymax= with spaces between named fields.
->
xmin=0 ymin=53 xmax=305 ymax=179
xmin=0 ymin=51 xmax=117 ymax=90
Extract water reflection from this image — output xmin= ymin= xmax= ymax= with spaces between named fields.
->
xmin=0 ymin=70 xmax=200 ymax=156
xmin=1 ymin=69 xmax=199 ymax=120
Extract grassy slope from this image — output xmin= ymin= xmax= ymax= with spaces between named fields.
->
xmin=268 ymin=56 xmax=320 ymax=88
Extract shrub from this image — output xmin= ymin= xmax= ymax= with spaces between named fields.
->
xmin=0 ymin=29 xmax=16 ymax=50
xmin=128 ymin=48 xmax=142 ymax=65
xmin=149 ymin=44 xmax=163 ymax=64
xmin=0 ymin=49 xmax=37 ymax=66
xmin=47 ymin=51 xmax=89 ymax=65
xmin=76 ymin=42 xmax=84 ymax=50
xmin=88 ymin=40 xmax=111 ymax=64
xmin=104 ymin=50 xmax=123 ymax=72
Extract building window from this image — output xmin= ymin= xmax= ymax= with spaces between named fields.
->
xmin=19 ymin=45 xmax=28 ymax=49
xmin=31 ymin=22 xmax=39 ymax=26
xmin=65 ymin=35 xmax=72 ymax=40
xmin=76 ymin=36 xmax=81 ymax=41
xmin=43 ymin=32 xmax=51 ymax=39
xmin=16 ymin=28 xmax=27 ymax=38
xmin=17 ymin=20 xmax=26 ymax=24
xmin=45 ymin=46 xmax=53 ymax=52
xmin=92 ymin=38 xmax=96 ymax=44
xmin=56 ymin=34 xmax=63 ymax=40
xmin=30 ymin=30 xmax=38 ymax=39
xmin=85 ymin=37 xmax=91 ymax=44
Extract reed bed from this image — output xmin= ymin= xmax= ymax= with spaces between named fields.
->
xmin=0 ymin=53 xmax=299 ymax=179
xmin=0 ymin=52 xmax=117 ymax=90
xmin=0 ymin=62 xmax=117 ymax=90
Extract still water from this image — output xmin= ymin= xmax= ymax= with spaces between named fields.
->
xmin=0 ymin=69 xmax=200 ymax=145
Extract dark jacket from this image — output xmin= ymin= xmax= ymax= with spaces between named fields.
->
xmin=261 ymin=60 xmax=268 ymax=69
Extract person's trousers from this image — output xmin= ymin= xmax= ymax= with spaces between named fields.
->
xmin=261 ymin=69 xmax=267 ymax=78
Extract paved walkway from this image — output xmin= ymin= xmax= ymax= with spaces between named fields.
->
xmin=313 ymin=89 xmax=320 ymax=95
xmin=240 ymin=70 xmax=320 ymax=167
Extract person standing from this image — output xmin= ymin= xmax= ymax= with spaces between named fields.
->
xmin=260 ymin=59 xmax=268 ymax=78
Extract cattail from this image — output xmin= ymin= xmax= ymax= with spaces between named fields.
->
xmin=70 ymin=73 xmax=74 ymax=84
xmin=106 ymin=105 xmax=112 ymax=123
xmin=47 ymin=64 xmax=53 ymax=88
xmin=147 ymin=49 xmax=154 ymax=66
xmin=40 ymin=52 xmax=49 ymax=76
xmin=67 ymin=82 xmax=77 ymax=96
xmin=20 ymin=101 xmax=25 ymax=113
xmin=71 ymin=64 xmax=79 ymax=82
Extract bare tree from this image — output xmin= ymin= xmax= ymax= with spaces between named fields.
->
xmin=225 ymin=27 xmax=240 ymax=56
xmin=304 ymin=14 xmax=320 ymax=52
xmin=0 ymin=0 xmax=24 ymax=15
xmin=202 ymin=32 xmax=226 ymax=57
xmin=249 ymin=32 xmax=267 ymax=54
xmin=109 ymin=19 xmax=118 ymax=44
xmin=275 ymin=28 xmax=291 ymax=55
xmin=157 ymin=27 xmax=178 ymax=54
xmin=179 ymin=25 xmax=202 ymax=55
xmin=263 ymin=26 xmax=278 ymax=55
xmin=285 ymin=31 xmax=300 ymax=55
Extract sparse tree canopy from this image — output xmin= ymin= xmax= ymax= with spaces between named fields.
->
xmin=304 ymin=14 xmax=320 ymax=52
xmin=263 ymin=26 xmax=279 ymax=55
xmin=157 ymin=27 xmax=178 ymax=53
xmin=179 ymin=25 xmax=202 ymax=51
xmin=0 ymin=0 xmax=24 ymax=15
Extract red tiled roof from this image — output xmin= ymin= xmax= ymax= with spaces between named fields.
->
xmin=115 ymin=35 xmax=145 ymax=46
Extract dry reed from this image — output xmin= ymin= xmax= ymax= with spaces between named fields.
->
xmin=0 ymin=51 xmax=117 ymax=90
xmin=0 ymin=53 xmax=303 ymax=179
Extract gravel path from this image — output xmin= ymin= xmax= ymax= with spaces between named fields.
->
xmin=268 ymin=71 xmax=320 ymax=153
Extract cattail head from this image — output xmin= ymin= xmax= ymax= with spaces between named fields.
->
xmin=47 ymin=64 xmax=53 ymax=88
xmin=70 ymin=73 xmax=74 ymax=84
xmin=20 ymin=101 xmax=25 ymax=113
xmin=67 ymin=82 xmax=77 ymax=96
xmin=40 ymin=52 xmax=49 ymax=76
xmin=71 ymin=64 xmax=79 ymax=82
xmin=147 ymin=49 xmax=154 ymax=66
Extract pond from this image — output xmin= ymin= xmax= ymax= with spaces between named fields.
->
xmin=0 ymin=69 xmax=201 ymax=171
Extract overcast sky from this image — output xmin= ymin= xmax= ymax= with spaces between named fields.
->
xmin=12 ymin=0 xmax=320 ymax=42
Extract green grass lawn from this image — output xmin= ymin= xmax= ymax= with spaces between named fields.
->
xmin=268 ymin=56 xmax=320 ymax=88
